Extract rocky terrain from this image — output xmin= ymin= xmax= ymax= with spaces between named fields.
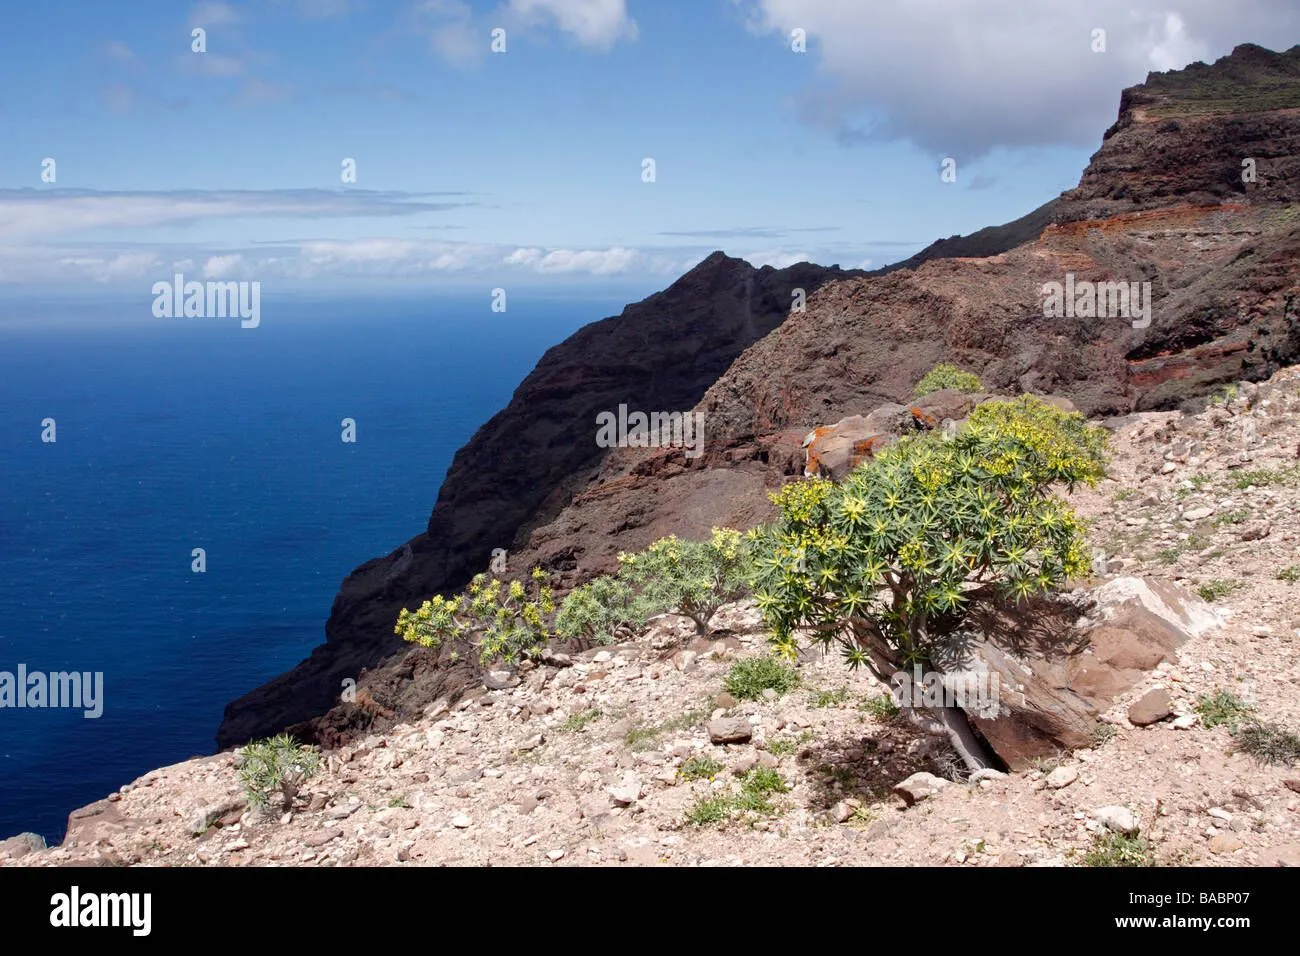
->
xmin=213 ymin=43 xmax=1300 ymax=752
xmin=6 ymin=365 xmax=1300 ymax=868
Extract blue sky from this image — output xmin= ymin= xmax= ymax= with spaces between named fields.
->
xmin=1 ymin=0 xmax=1297 ymax=294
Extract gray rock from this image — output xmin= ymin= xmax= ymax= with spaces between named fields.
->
xmin=832 ymin=802 xmax=855 ymax=824
xmin=484 ymin=669 xmax=518 ymax=690
xmin=518 ymin=734 xmax=545 ymax=751
xmin=1046 ymin=766 xmax=1079 ymax=789
xmin=1094 ymin=805 xmax=1140 ymax=836
xmin=607 ymin=772 xmax=643 ymax=807
xmin=326 ymin=802 xmax=360 ymax=820
xmin=893 ymin=771 xmax=950 ymax=806
xmin=304 ymin=827 xmax=344 ymax=848
xmin=707 ymin=718 xmax=753 ymax=744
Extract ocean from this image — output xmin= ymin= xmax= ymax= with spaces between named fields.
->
xmin=0 ymin=292 xmax=633 ymax=843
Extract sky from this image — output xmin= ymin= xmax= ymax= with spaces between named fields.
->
xmin=1 ymin=0 xmax=1297 ymax=295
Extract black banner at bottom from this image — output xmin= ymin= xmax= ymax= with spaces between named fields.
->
xmin=0 ymin=864 xmax=1277 ymax=942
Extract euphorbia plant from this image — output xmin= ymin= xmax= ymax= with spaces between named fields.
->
xmin=748 ymin=395 xmax=1109 ymax=769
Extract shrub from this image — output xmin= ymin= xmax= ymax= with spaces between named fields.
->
xmin=809 ymin=686 xmax=851 ymax=708
xmin=236 ymin=734 xmax=320 ymax=814
xmin=1197 ymin=579 xmax=1243 ymax=602
xmin=725 ymin=657 xmax=800 ymax=701
xmin=395 ymin=567 xmax=555 ymax=666
xmin=1232 ymin=466 xmax=1300 ymax=490
xmin=1276 ymin=565 xmax=1300 ymax=584
xmin=1084 ymin=833 xmax=1154 ymax=867
xmin=749 ymin=395 xmax=1108 ymax=770
xmin=1091 ymin=723 xmax=1117 ymax=747
xmin=1195 ymin=691 xmax=1252 ymax=730
xmin=554 ymin=575 xmax=645 ymax=649
xmin=913 ymin=362 xmax=984 ymax=398
xmin=861 ymin=693 xmax=901 ymax=721
xmin=616 ymin=527 xmax=753 ymax=634
xmin=678 ymin=755 xmax=724 ymax=781
xmin=1232 ymin=722 xmax=1300 ymax=765
xmin=685 ymin=767 xmax=789 ymax=825
xmin=559 ymin=708 xmax=602 ymax=732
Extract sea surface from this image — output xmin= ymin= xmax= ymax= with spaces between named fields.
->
xmin=0 ymin=292 xmax=633 ymax=842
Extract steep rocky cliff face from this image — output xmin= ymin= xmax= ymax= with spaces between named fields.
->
xmin=219 ymin=43 xmax=1300 ymax=750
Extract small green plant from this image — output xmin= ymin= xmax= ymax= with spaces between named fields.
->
xmin=560 ymin=708 xmax=602 ymax=732
xmin=724 ymin=657 xmax=800 ymax=701
xmin=678 ymin=755 xmax=724 ymax=781
xmin=766 ymin=736 xmax=798 ymax=757
xmin=1208 ymin=383 xmax=1239 ymax=406
xmin=616 ymin=528 xmax=753 ymax=635
xmin=1084 ymin=832 xmax=1154 ymax=867
xmin=1195 ymin=691 xmax=1252 ymax=730
xmin=1232 ymin=721 xmax=1300 ymax=765
xmin=913 ymin=362 xmax=984 ymax=398
xmin=1091 ymin=723 xmax=1117 ymax=747
xmin=396 ymin=567 xmax=555 ymax=666
xmin=235 ymin=734 xmax=320 ymax=814
xmin=1157 ymin=534 xmax=1209 ymax=565
xmin=625 ymin=708 xmax=708 ymax=751
xmin=735 ymin=767 xmax=788 ymax=813
xmin=848 ymin=805 xmax=875 ymax=827
xmin=685 ymin=795 xmax=733 ymax=826
xmin=1197 ymin=579 xmax=1243 ymax=602
xmin=1232 ymin=466 xmax=1300 ymax=490
xmin=387 ymin=795 xmax=410 ymax=808
xmin=1112 ymin=488 xmax=1139 ymax=502
xmin=1213 ymin=509 xmax=1251 ymax=527
xmin=860 ymin=693 xmax=901 ymax=720
xmin=1276 ymin=565 xmax=1300 ymax=584
xmin=809 ymin=686 xmax=851 ymax=708
xmin=624 ymin=725 xmax=660 ymax=750
xmin=684 ymin=767 xmax=790 ymax=825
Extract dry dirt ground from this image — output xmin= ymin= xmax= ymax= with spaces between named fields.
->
xmin=5 ymin=369 xmax=1300 ymax=868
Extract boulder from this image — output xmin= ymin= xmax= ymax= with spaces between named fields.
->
xmin=803 ymin=416 xmax=893 ymax=480
xmin=707 ymin=717 xmax=753 ymax=744
xmin=1128 ymin=688 xmax=1173 ymax=726
xmin=953 ymin=577 xmax=1216 ymax=769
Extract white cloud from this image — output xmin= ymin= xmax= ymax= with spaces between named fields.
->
xmin=201 ymin=254 xmax=244 ymax=278
xmin=735 ymin=0 xmax=1300 ymax=157
xmin=508 ymin=0 xmax=637 ymax=50
xmin=737 ymin=249 xmax=813 ymax=269
xmin=0 ymin=189 xmax=474 ymax=242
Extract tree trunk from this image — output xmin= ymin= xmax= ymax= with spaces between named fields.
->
xmin=930 ymin=705 xmax=1000 ymax=772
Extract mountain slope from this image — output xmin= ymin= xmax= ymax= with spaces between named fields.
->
xmin=219 ymin=43 xmax=1300 ymax=750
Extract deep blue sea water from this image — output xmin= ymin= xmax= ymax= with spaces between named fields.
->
xmin=0 ymin=293 xmax=632 ymax=843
